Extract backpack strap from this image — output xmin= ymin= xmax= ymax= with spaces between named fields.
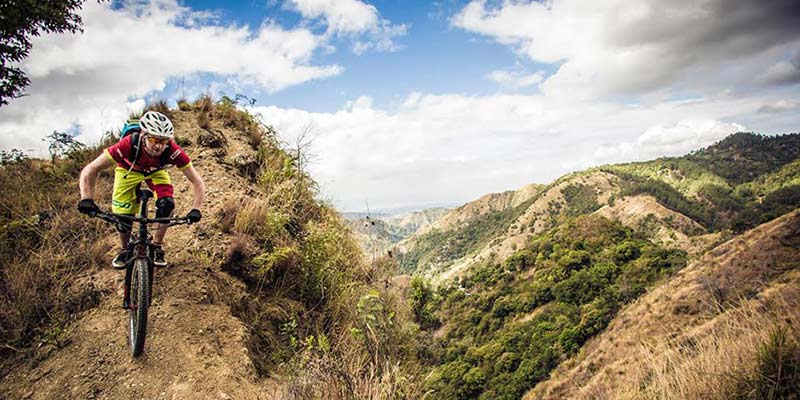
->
xmin=159 ymin=144 xmax=173 ymax=166
xmin=122 ymin=131 xmax=143 ymax=178
xmin=128 ymin=131 xmax=143 ymax=166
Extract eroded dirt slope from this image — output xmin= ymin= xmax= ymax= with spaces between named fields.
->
xmin=0 ymin=110 xmax=285 ymax=399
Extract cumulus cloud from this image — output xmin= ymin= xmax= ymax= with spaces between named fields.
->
xmin=593 ymin=120 xmax=746 ymax=162
xmin=487 ymin=69 xmax=544 ymax=89
xmin=758 ymin=52 xmax=800 ymax=86
xmin=453 ymin=0 xmax=800 ymax=99
xmin=251 ymin=91 xmax=779 ymax=211
xmin=758 ymin=99 xmax=799 ymax=113
xmin=0 ymin=0 xmax=340 ymax=156
xmin=287 ymin=0 xmax=407 ymax=54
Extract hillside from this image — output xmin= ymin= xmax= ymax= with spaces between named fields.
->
xmin=0 ymin=99 xmax=421 ymax=399
xmin=401 ymin=132 xmax=800 ymax=399
xmin=527 ymin=209 xmax=800 ymax=399
xmin=399 ymin=133 xmax=800 ymax=280
xmin=346 ymin=207 xmax=449 ymax=259
xmin=2 ymin=113 xmax=797 ymax=400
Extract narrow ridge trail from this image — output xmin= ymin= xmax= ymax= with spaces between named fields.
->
xmin=0 ymin=111 xmax=285 ymax=399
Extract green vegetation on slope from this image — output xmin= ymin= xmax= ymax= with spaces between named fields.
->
xmin=602 ymin=132 xmax=800 ymax=233
xmin=685 ymin=132 xmax=800 ymax=185
xmin=399 ymin=198 xmax=535 ymax=275
xmin=414 ymin=215 xmax=687 ymax=399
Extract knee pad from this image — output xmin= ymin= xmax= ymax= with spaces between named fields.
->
xmin=155 ymin=196 xmax=175 ymax=218
xmin=116 ymin=218 xmax=133 ymax=234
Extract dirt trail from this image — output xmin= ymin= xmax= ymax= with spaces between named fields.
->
xmin=0 ymin=111 xmax=285 ymax=399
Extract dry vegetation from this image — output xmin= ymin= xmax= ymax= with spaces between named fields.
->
xmin=187 ymin=98 xmax=427 ymax=397
xmin=616 ymin=283 xmax=799 ymax=400
xmin=1 ymin=97 xmax=425 ymax=399
xmin=0 ymin=140 xmax=116 ymax=358
xmin=527 ymin=210 xmax=800 ymax=400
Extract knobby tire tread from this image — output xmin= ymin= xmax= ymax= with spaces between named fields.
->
xmin=130 ymin=259 xmax=150 ymax=357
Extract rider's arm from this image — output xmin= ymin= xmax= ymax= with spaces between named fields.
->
xmin=79 ymin=153 xmax=115 ymax=199
xmin=181 ymin=165 xmax=206 ymax=210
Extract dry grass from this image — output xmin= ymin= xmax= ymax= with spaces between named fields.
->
xmin=0 ymin=149 xmax=113 ymax=361
xmin=177 ymin=98 xmax=191 ymax=111
xmin=196 ymin=95 xmax=213 ymax=130
xmin=285 ymin=271 xmax=424 ymax=400
xmin=615 ymin=284 xmax=800 ymax=400
xmin=217 ymin=197 xmax=243 ymax=233
xmin=144 ymin=99 xmax=173 ymax=119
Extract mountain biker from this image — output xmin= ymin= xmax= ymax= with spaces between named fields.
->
xmin=77 ymin=110 xmax=206 ymax=268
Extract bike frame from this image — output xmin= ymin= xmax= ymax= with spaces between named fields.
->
xmin=91 ymin=187 xmax=192 ymax=357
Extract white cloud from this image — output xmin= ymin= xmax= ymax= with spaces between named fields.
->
xmin=288 ymin=0 xmax=378 ymax=33
xmin=758 ymin=99 xmax=798 ymax=114
xmin=487 ymin=69 xmax=544 ymax=89
xmin=453 ymin=0 xmax=800 ymax=99
xmin=251 ymin=90 xmax=788 ymax=211
xmin=0 ymin=0 xmax=340 ymax=156
xmin=287 ymin=0 xmax=407 ymax=54
xmin=593 ymin=120 xmax=746 ymax=162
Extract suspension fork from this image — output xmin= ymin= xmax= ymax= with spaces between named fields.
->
xmin=124 ymin=187 xmax=154 ymax=305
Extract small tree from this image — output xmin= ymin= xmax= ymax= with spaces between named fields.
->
xmin=43 ymin=130 xmax=84 ymax=162
xmin=0 ymin=0 xmax=86 ymax=106
xmin=0 ymin=149 xmax=28 ymax=165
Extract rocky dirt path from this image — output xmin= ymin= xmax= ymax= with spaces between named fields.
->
xmin=0 ymin=111 xmax=286 ymax=399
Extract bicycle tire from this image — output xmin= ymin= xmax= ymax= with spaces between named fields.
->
xmin=129 ymin=258 xmax=150 ymax=357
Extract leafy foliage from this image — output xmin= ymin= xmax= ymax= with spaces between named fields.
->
xmin=409 ymin=276 xmax=440 ymax=330
xmin=418 ymin=215 xmax=687 ymax=399
xmin=43 ymin=131 xmax=85 ymax=162
xmin=0 ymin=149 xmax=28 ymax=165
xmin=686 ymin=132 xmax=800 ymax=185
xmin=0 ymin=0 xmax=85 ymax=106
xmin=561 ymin=183 xmax=601 ymax=217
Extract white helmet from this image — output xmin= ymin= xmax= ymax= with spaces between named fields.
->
xmin=140 ymin=111 xmax=174 ymax=139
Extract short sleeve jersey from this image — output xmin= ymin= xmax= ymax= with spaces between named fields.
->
xmin=105 ymin=134 xmax=191 ymax=174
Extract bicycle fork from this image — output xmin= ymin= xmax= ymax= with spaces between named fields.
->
xmin=123 ymin=244 xmax=155 ymax=308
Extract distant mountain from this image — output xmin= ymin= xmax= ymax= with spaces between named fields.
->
xmin=398 ymin=132 xmax=800 ymax=280
xmin=346 ymin=207 xmax=450 ymax=258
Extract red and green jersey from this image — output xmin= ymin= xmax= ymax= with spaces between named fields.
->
xmin=105 ymin=134 xmax=191 ymax=174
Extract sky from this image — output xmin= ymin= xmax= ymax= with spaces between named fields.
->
xmin=1 ymin=0 xmax=799 ymax=212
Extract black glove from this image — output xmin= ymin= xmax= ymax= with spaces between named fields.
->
xmin=78 ymin=199 xmax=99 ymax=216
xmin=186 ymin=209 xmax=202 ymax=223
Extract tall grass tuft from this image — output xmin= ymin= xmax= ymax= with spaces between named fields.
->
xmin=196 ymin=95 xmax=213 ymax=130
xmin=177 ymin=98 xmax=191 ymax=111
xmin=144 ymin=99 xmax=173 ymax=119
xmin=617 ymin=289 xmax=800 ymax=399
xmin=0 ymin=141 xmax=115 ymax=361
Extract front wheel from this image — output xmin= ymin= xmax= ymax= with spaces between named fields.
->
xmin=129 ymin=258 xmax=150 ymax=357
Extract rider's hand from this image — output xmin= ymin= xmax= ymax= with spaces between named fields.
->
xmin=186 ymin=209 xmax=202 ymax=223
xmin=77 ymin=199 xmax=99 ymax=216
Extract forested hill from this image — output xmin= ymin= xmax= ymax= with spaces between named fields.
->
xmin=399 ymin=131 xmax=800 ymax=399
xmin=398 ymin=132 xmax=800 ymax=280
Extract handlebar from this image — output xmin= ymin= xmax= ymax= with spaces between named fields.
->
xmin=91 ymin=210 xmax=194 ymax=227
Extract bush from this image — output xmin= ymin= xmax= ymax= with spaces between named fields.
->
xmin=0 ymin=145 xmax=111 ymax=357
xmin=144 ymin=99 xmax=173 ymax=119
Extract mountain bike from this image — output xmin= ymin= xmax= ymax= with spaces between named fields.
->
xmin=89 ymin=188 xmax=193 ymax=357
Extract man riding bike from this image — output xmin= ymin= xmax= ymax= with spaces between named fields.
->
xmin=77 ymin=110 xmax=206 ymax=268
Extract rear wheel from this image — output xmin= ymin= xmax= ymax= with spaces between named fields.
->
xmin=128 ymin=259 xmax=150 ymax=357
